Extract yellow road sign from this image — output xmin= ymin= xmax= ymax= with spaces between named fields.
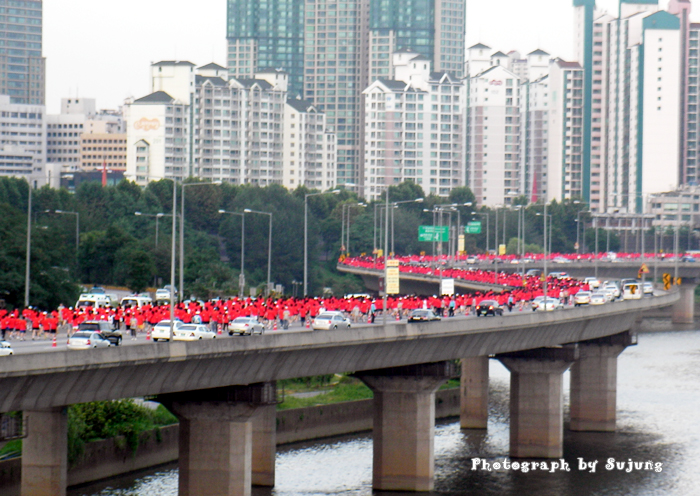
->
xmin=663 ymin=273 xmax=672 ymax=291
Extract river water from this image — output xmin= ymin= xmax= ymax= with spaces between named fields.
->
xmin=68 ymin=329 xmax=700 ymax=496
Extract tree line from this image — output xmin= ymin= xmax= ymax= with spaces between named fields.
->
xmin=0 ymin=176 xmax=620 ymax=311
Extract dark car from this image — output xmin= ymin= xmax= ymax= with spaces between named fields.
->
xmin=77 ymin=321 xmax=122 ymax=346
xmin=475 ymin=300 xmax=504 ymax=317
xmin=408 ymin=309 xmax=441 ymax=323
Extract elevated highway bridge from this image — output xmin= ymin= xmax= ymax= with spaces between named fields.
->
xmin=0 ymin=292 xmax=679 ymax=495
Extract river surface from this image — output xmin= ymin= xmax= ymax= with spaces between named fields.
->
xmin=68 ymin=330 xmax=700 ymax=496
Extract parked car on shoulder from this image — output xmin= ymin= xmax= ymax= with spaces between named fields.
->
xmin=312 ymin=312 xmax=351 ymax=330
xmin=229 ymin=317 xmax=264 ymax=336
xmin=67 ymin=331 xmax=112 ymax=350
xmin=173 ymin=324 xmax=217 ymax=341
xmin=408 ymin=309 xmax=441 ymax=322
xmin=0 ymin=341 xmax=13 ymax=356
xmin=77 ymin=321 xmax=122 ymax=346
xmin=475 ymin=300 xmax=504 ymax=317
xmin=151 ymin=320 xmax=185 ymax=342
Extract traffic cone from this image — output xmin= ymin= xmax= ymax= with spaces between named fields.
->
xmin=395 ymin=312 xmax=400 ymax=321
xmin=146 ymin=328 xmax=151 ymax=341
xmin=273 ymin=321 xmax=278 ymax=331
xmin=217 ymin=324 xmax=222 ymax=335
xmin=52 ymin=335 xmax=56 ymax=348
xmin=305 ymin=319 xmax=310 ymax=329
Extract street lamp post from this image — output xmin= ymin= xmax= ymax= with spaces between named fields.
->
xmin=390 ymin=198 xmax=423 ymax=256
xmin=244 ymin=208 xmax=273 ymax=296
xmin=576 ymin=209 xmax=587 ymax=254
xmin=305 ymin=190 xmax=340 ymax=296
xmin=54 ymin=210 xmax=80 ymax=257
xmin=24 ymin=183 xmax=32 ymax=308
xmin=218 ymin=209 xmax=246 ymax=297
xmin=135 ymin=212 xmax=171 ymax=249
xmin=180 ymin=181 xmax=221 ymax=302
xmin=471 ymin=212 xmax=490 ymax=253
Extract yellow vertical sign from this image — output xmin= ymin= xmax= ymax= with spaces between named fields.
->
xmin=458 ymin=234 xmax=465 ymax=253
xmin=386 ymin=259 xmax=400 ymax=295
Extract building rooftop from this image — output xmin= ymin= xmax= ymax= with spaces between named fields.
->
xmin=469 ymin=43 xmax=491 ymax=50
xmin=528 ymin=49 xmax=550 ymax=57
xmin=196 ymin=75 xmax=228 ymax=87
xmin=286 ymin=97 xmax=318 ymax=113
xmin=133 ymin=91 xmax=175 ymax=104
xmin=235 ymin=78 xmax=274 ymax=90
xmin=198 ymin=62 xmax=227 ymax=71
xmin=152 ymin=61 xmax=196 ymax=67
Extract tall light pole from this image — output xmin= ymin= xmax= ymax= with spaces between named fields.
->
xmin=54 ymin=210 xmax=79 ymax=258
xmin=341 ymin=202 xmax=366 ymax=256
xmin=24 ymin=182 xmax=32 ymax=308
xmin=244 ymin=208 xmax=273 ymax=296
xmin=471 ymin=212 xmax=490 ymax=253
xmin=143 ymin=177 xmax=178 ymax=340
xmin=180 ymin=181 xmax=221 ymax=302
xmin=135 ymin=212 xmax=171 ymax=249
xmin=304 ymin=190 xmax=340 ymax=296
xmin=390 ymin=198 xmax=423 ymax=255
xmin=218 ymin=209 xmax=245 ymax=297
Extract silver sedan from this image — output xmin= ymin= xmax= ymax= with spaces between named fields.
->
xmin=67 ymin=331 xmax=112 ymax=350
xmin=229 ymin=317 xmax=265 ymax=336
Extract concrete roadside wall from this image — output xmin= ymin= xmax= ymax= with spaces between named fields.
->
xmin=0 ymin=388 xmax=461 ymax=491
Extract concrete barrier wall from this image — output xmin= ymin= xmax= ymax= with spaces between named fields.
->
xmin=0 ymin=389 xmax=461 ymax=491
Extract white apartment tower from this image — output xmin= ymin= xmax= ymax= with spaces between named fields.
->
xmin=363 ymin=51 xmax=465 ymax=199
xmin=126 ymin=61 xmax=336 ymax=189
xmin=466 ymin=64 xmax=521 ymax=206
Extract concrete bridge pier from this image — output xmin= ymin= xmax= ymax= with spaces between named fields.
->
xmin=570 ymin=332 xmax=636 ymax=432
xmin=357 ymin=362 xmax=456 ymax=492
xmin=460 ymin=356 xmax=489 ymax=429
xmin=160 ymin=383 xmax=277 ymax=496
xmin=498 ymin=347 xmax=578 ymax=458
xmin=672 ymin=282 xmax=698 ymax=324
xmin=21 ymin=407 xmax=68 ymax=496
xmin=251 ymin=403 xmax=277 ymax=487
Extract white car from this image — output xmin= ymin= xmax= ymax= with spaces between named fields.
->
xmin=535 ymin=297 xmax=563 ymax=312
xmin=574 ymin=291 xmax=591 ymax=306
xmin=584 ymin=277 xmax=601 ymax=289
xmin=590 ymin=292 xmax=607 ymax=305
xmin=603 ymin=283 xmax=621 ymax=299
xmin=643 ymin=282 xmax=654 ymax=295
xmin=0 ymin=341 xmax=14 ymax=356
xmin=600 ymin=288 xmax=617 ymax=302
xmin=67 ymin=331 xmax=112 ymax=350
xmin=312 ymin=312 xmax=351 ymax=330
xmin=173 ymin=324 xmax=217 ymax=341
xmin=151 ymin=320 xmax=185 ymax=342
xmin=622 ymin=283 xmax=642 ymax=300
xmin=229 ymin=317 xmax=264 ymax=336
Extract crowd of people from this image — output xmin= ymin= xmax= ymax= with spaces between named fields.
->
xmin=0 ymin=263 xmax=590 ymax=341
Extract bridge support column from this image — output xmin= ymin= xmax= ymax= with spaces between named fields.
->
xmin=251 ymin=403 xmax=276 ymax=486
xmin=498 ymin=347 xmax=578 ymax=459
xmin=21 ymin=407 xmax=68 ymax=496
xmin=160 ymin=383 xmax=277 ymax=496
xmin=570 ymin=332 xmax=635 ymax=432
xmin=672 ymin=283 xmax=697 ymax=324
xmin=357 ymin=362 xmax=455 ymax=492
xmin=460 ymin=356 xmax=489 ymax=429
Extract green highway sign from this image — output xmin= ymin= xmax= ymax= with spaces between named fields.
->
xmin=418 ymin=225 xmax=449 ymax=242
xmin=465 ymin=221 xmax=482 ymax=234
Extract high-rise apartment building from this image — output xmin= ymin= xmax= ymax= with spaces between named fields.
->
xmin=126 ymin=61 xmax=336 ymax=189
xmin=226 ymin=0 xmax=465 ymax=188
xmin=363 ymin=51 xmax=465 ymax=199
xmin=573 ymin=0 xmax=683 ymax=213
xmin=0 ymin=94 xmax=45 ymax=186
xmin=0 ymin=0 xmax=44 ymax=105
xmin=226 ymin=0 xmax=305 ymax=94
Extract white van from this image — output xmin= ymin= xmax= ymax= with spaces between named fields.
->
xmin=76 ymin=293 xmax=117 ymax=309
xmin=120 ymin=295 xmax=153 ymax=308
xmin=622 ymin=283 xmax=642 ymax=300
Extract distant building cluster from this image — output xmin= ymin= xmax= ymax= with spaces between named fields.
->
xmin=3 ymin=0 xmax=700 ymax=224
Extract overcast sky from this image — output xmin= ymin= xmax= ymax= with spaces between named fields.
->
xmin=44 ymin=0 xmax=680 ymax=114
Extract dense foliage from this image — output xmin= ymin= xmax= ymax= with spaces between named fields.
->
xmin=1 ymin=176 xmax=653 ymax=310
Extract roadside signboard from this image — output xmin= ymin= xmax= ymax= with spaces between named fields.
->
xmin=465 ymin=221 xmax=482 ymax=234
xmin=441 ymin=278 xmax=455 ymax=296
xmin=458 ymin=234 xmax=465 ymax=253
xmin=418 ymin=226 xmax=449 ymax=242
xmin=386 ymin=259 xmax=400 ymax=294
